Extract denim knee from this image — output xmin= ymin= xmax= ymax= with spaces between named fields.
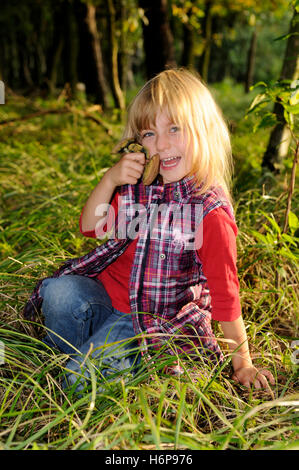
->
xmin=40 ymin=275 xmax=114 ymax=353
xmin=40 ymin=275 xmax=112 ymax=321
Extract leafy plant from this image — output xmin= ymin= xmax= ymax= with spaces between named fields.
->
xmin=247 ymin=78 xmax=299 ymax=134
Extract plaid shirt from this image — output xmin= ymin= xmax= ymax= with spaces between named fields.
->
xmin=24 ymin=176 xmax=235 ymax=365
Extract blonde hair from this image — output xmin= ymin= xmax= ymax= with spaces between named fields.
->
xmin=123 ymin=68 xmax=233 ymax=204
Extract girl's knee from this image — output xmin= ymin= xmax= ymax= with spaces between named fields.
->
xmin=40 ymin=277 xmax=69 ymax=303
xmin=40 ymin=277 xmax=82 ymax=321
xmin=40 ymin=275 xmax=113 ymax=330
xmin=41 ymin=275 xmax=111 ymax=308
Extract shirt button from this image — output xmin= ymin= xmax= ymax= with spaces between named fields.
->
xmin=160 ymin=253 xmax=166 ymax=260
xmin=174 ymin=191 xmax=180 ymax=198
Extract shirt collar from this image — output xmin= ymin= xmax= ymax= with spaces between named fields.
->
xmin=150 ymin=175 xmax=200 ymax=203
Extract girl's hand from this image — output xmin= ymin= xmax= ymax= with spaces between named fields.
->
xmin=107 ymin=152 xmax=145 ymax=187
xmin=232 ymin=366 xmax=275 ymax=390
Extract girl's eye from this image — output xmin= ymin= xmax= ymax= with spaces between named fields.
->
xmin=170 ymin=126 xmax=179 ymax=133
xmin=141 ymin=131 xmax=154 ymax=139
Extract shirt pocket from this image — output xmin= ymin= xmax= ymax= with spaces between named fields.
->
xmin=162 ymin=238 xmax=198 ymax=283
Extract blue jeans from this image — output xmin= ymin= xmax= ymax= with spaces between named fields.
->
xmin=40 ymin=275 xmax=141 ymax=394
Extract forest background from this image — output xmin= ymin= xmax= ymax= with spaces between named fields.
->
xmin=0 ymin=0 xmax=298 ymax=451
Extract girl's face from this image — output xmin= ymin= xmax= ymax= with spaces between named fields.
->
xmin=140 ymin=111 xmax=192 ymax=184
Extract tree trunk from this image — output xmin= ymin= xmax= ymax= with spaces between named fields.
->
xmin=19 ymin=36 xmax=34 ymax=89
xmin=46 ymin=5 xmax=65 ymax=95
xmin=48 ymin=37 xmax=64 ymax=95
xmin=107 ymin=0 xmax=125 ymax=110
xmin=119 ymin=0 xmax=128 ymax=93
xmin=85 ymin=3 xmax=110 ymax=109
xmin=10 ymin=30 xmax=19 ymax=89
xmin=63 ymin=0 xmax=79 ymax=97
xmin=181 ymin=21 xmax=195 ymax=69
xmin=139 ymin=0 xmax=176 ymax=80
xmin=262 ymin=9 xmax=299 ymax=172
xmin=245 ymin=27 xmax=257 ymax=93
xmin=199 ymin=0 xmax=213 ymax=83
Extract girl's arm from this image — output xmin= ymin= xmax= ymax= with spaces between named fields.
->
xmin=81 ymin=152 xmax=145 ymax=232
xmin=219 ymin=316 xmax=275 ymax=389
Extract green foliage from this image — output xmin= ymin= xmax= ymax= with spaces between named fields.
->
xmin=250 ymin=210 xmax=299 ymax=261
xmin=172 ymin=0 xmax=205 ymax=31
xmin=215 ymin=11 xmax=291 ymax=84
xmin=0 ymin=0 xmax=293 ymax=92
xmin=210 ymin=80 xmax=272 ymax=191
xmin=247 ymin=79 xmax=299 ymax=132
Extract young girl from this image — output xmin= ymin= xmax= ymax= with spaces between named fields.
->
xmin=24 ymin=68 xmax=275 ymax=393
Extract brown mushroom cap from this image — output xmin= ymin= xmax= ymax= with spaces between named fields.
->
xmin=112 ymin=138 xmax=136 ymax=154
xmin=142 ymin=153 xmax=160 ymax=185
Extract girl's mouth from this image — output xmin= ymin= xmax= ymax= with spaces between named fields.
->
xmin=160 ymin=156 xmax=181 ymax=170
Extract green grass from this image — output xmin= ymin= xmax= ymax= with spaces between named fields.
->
xmin=0 ymin=85 xmax=298 ymax=450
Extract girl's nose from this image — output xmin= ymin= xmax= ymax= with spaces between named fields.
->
xmin=156 ymin=134 xmax=170 ymax=152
